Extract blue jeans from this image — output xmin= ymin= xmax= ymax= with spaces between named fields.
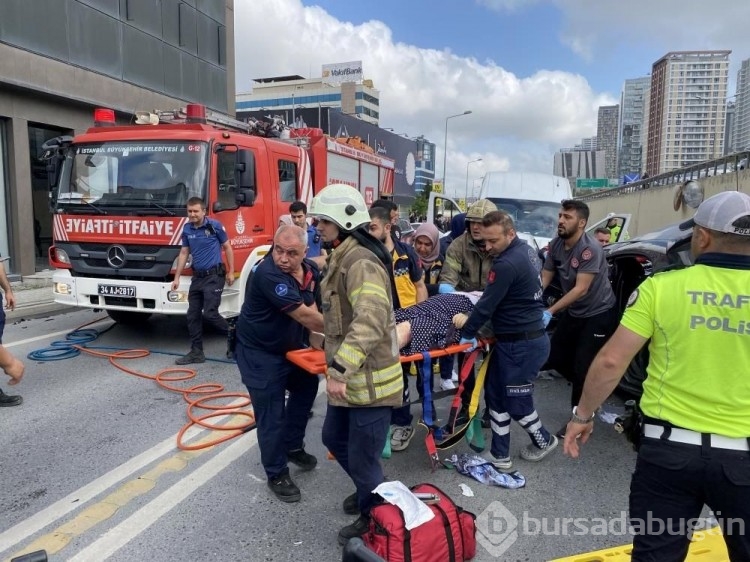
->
xmin=322 ymin=405 xmax=391 ymax=515
xmin=237 ymin=345 xmax=319 ymax=480
xmin=484 ymin=334 xmax=551 ymax=459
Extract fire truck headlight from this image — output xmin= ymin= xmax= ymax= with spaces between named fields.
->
xmin=55 ymin=282 xmax=72 ymax=295
xmin=171 ymin=256 xmax=192 ymax=271
xmin=54 ymin=248 xmax=71 ymax=265
xmin=167 ymin=291 xmax=188 ymax=303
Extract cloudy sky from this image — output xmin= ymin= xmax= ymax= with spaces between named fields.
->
xmin=235 ymin=0 xmax=750 ymax=197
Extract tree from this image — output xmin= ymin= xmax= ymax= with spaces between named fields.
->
xmin=410 ymin=181 xmax=432 ymax=219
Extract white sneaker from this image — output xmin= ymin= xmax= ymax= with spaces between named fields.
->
xmin=440 ymin=379 xmax=456 ymax=391
xmin=451 ymin=368 xmax=459 ymax=383
xmin=390 ymin=425 xmax=415 ymax=451
xmin=490 ymin=455 xmax=514 ymax=472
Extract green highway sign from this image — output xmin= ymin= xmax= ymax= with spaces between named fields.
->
xmin=576 ymin=178 xmax=609 ymax=188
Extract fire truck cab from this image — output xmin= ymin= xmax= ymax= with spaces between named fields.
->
xmin=44 ymin=104 xmax=314 ymax=324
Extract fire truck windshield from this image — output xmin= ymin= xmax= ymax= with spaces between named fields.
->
xmin=55 ymin=141 xmax=208 ymax=213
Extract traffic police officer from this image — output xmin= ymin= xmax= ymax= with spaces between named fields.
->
xmin=460 ymin=211 xmax=556 ymax=470
xmin=172 ymin=197 xmax=234 ymax=365
xmin=564 ymin=191 xmax=750 ymax=561
xmin=308 ymin=184 xmax=403 ymax=546
xmin=236 ymin=224 xmax=324 ymax=503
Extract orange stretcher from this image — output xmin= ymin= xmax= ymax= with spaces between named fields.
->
xmin=286 ymin=340 xmax=493 ymax=470
xmin=286 ymin=341 xmax=484 ymax=374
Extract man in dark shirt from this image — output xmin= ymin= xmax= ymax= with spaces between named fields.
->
xmin=542 ymin=199 xmax=619 ymax=436
xmin=289 ymin=200 xmax=326 ymax=268
xmin=460 ymin=211 xmax=556 ymax=470
xmin=236 ymin=224 xmax=324 ymax=503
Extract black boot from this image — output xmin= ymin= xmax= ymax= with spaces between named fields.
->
xmin=0 ymin=388 xmax=22 ymax=407
xmin=338 ymin=515 xmax=370 ymax=546
xmin=175 ymin=349 xmax=205 ymax=365
xmin=287 ymin=449 xmax=317 ymax=471
xmin=267 ymin=473 xmax=301 ymax=503
xmin=342 ymin=492 xmax=359 ymax=515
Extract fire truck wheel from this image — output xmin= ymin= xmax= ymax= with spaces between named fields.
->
xmin=107 ymin=310 xmax=152 ymax=325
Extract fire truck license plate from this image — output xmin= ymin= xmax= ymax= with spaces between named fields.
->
xmin=98 ymin=284 xmax=136 ymax=297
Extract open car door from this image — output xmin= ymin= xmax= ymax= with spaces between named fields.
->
xmin=427 ymin=192 xmax=464 ymax=233
xmin=587 ymin=213 xmax=633 ymax=244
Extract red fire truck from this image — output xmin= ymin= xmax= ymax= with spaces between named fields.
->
xmin=43 ymin=104 xmax=395 ymax=324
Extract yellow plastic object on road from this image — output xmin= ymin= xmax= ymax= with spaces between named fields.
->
xmin=550 ymin=528 xmax=728 ymax=562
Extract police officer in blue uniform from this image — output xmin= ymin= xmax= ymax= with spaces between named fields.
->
xmin=459 ymin=211 xmax=557 ymax=471
xmin=172 ymin=197 xmax=235 ymax=365
xmin=289 ymin=200 xmax=326 ymax=268
xmin=236 ymin=224 xmax=324 ymax=503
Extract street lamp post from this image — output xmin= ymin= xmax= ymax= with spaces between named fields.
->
xmin=442 ymin=110 xmax=472 ymax=191
xmin=465 ymin=158 xmax=483 ymax=206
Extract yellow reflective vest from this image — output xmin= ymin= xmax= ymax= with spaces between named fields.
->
xmin=621 ymin=262 xmax=750 ymax=437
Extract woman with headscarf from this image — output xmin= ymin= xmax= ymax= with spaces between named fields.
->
xmin=411 ymin=222 xmax=458 ymax=390
xmin=412 ymin=223 xmax=443 ymax=297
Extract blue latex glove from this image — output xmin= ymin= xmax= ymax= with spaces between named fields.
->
xmin=459 ymin=336 xmax=478 ymax=352
xmin=542 ymin=310 xmax=553 ymax=328
xmin=438 ymin=283 xmax=456 ymax=294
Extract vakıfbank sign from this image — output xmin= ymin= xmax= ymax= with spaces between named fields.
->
xmin=322 ymin=61 xmax=363 ymax=86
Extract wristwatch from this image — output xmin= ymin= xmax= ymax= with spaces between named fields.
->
xmin=571 ymin=406 xmax=595 ymax=424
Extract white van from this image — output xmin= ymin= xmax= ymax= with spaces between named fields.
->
xmin=478 ymin=172 xmax=572 ymax=247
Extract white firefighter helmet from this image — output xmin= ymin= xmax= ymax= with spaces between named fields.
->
xmin=308 ymin=184 xmax=371 ymax=232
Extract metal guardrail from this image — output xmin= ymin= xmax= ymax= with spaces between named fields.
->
xmin=577 ymin=150 xmax=750 ymax=201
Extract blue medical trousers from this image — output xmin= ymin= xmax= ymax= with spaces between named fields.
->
xmin=322 ymin=404 xmax=391 ymax=515
xmin=484 ymin=334 xmax=551 ymax=459
xmin=237 ymin=345 xmax=319 ymax=480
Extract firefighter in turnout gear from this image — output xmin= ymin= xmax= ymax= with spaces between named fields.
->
xmin=438 ymin=198 xmax=498 ymax=293
xmin=308 ymin=183 xmax=403 ymax=547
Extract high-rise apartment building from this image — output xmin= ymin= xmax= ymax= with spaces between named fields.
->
xmin=618 ymin=76 xmax=651 ymax=180
xmin=597 ymin=106 xmax=620 ymax=179
xmin=645 ymin=51 xmax=731 ymax=176
xmin=733 ymin=58 xmax=750 ymax=152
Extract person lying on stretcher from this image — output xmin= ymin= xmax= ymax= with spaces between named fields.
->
xmin=394 ymin=292 xmax=487 ymax=354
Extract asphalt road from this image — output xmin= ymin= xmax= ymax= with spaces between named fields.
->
xmin=0 ymin=309 xmax=645 ymax=562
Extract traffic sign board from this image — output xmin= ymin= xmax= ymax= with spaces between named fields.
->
xmin=576 ymin=178 xmax=609 ymax=189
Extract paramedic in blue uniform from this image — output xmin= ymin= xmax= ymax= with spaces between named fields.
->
xmin=564 ymin=191 xmax=750 ymax=561
xmin=459 ymin=211 xmax=557 ymax=470
xmin=236 ymin=224 xmax=324 ymax=503
xmin=289 ymin=200 xmax=326 ymax=268
xmin=172 ymin=197 xmax=235 ymax=365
